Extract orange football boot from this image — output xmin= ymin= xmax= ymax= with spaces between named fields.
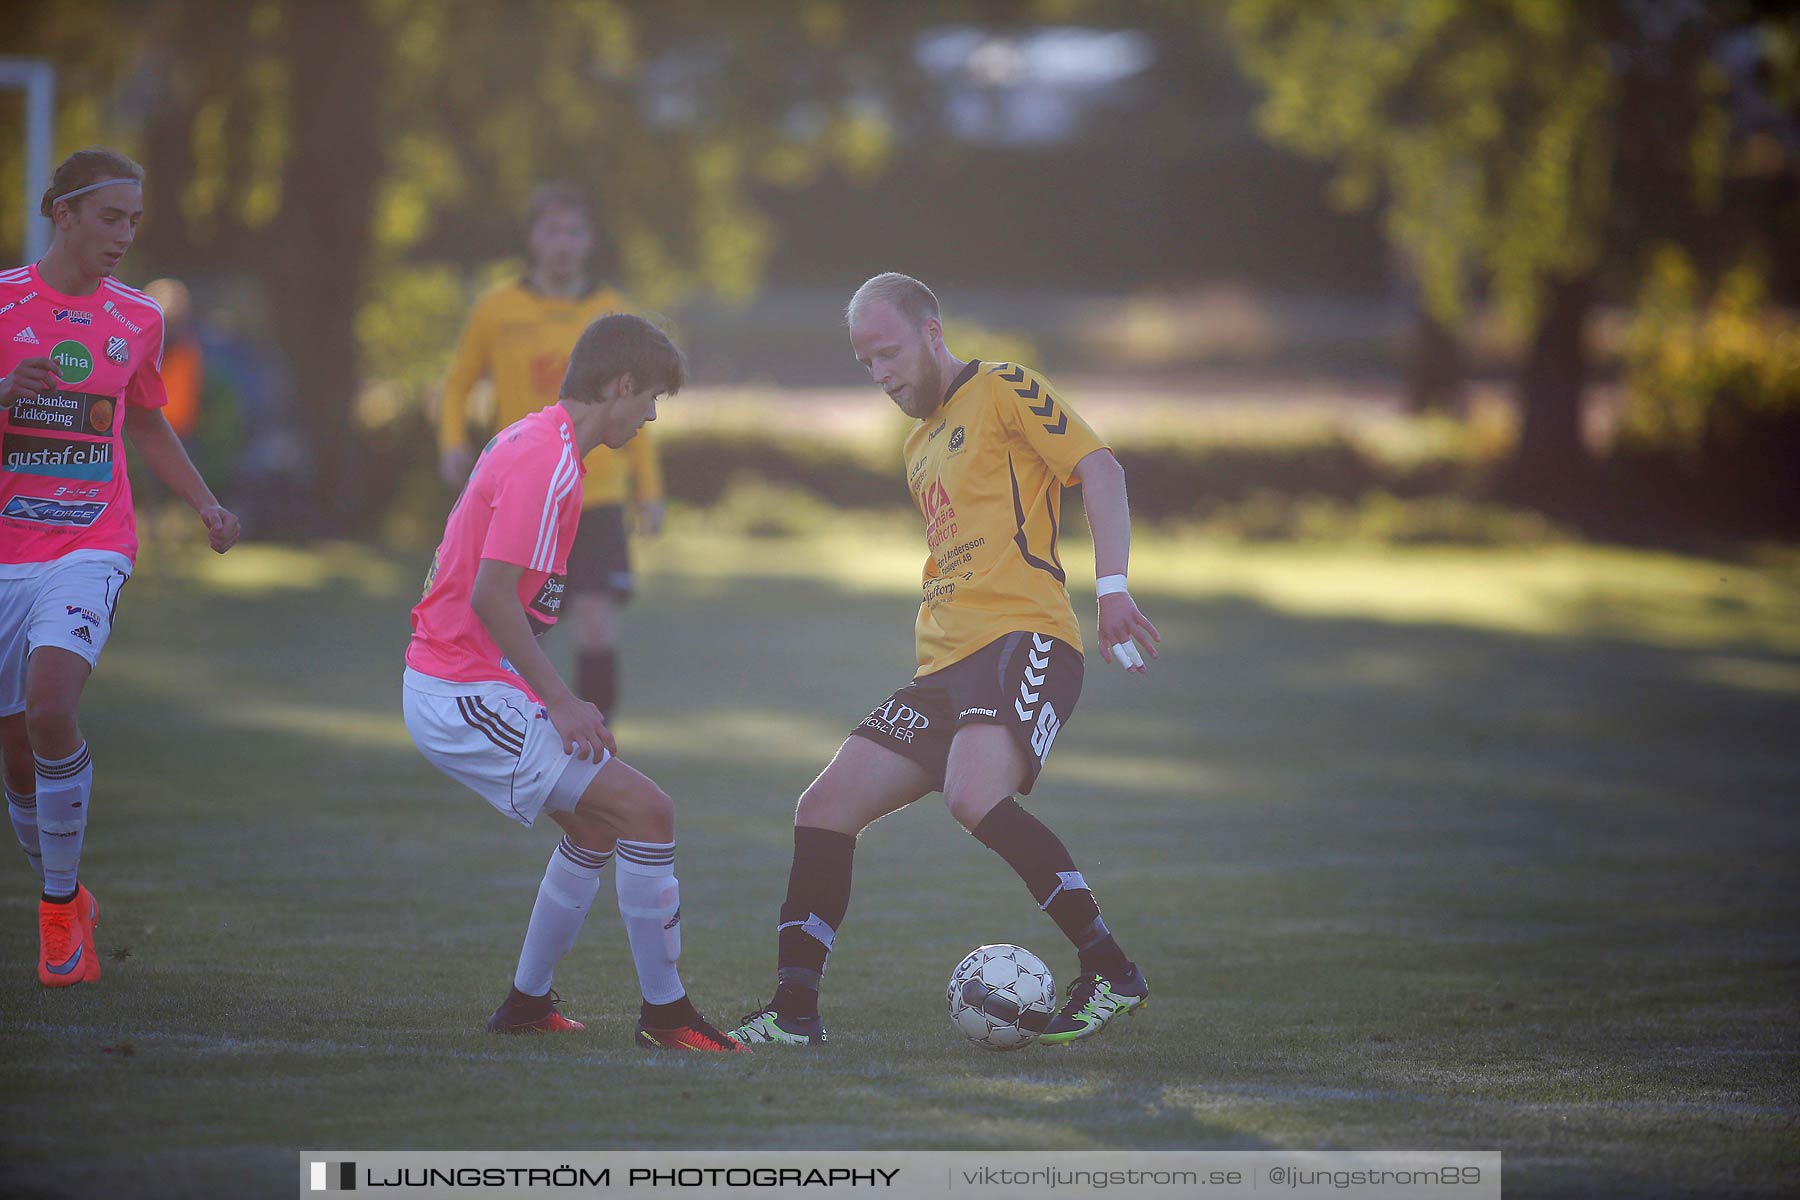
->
xmin=486 ymin=988 xmax=585 ymax=1033
xmin=634 ymin=1016 xmax=751 ymax=1053
xmin=37 ymin=894 xmax=87 ymax=987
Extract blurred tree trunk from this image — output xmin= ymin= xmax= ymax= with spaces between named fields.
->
xmin=268 ymin=0 xmax=382 ymax=533
xmin=140 ymin=102 xmax=199 ymax=272
xmin=1405 ymin=309 xmax=1464 ymax=415
xmin=1505 ymin=274 xmax=1595 ymax=508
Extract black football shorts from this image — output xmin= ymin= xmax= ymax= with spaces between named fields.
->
xmin=848 ymin=631 xmax=1083 ymax=795
xmin=566 ymin=503 xmax=633 ymax=601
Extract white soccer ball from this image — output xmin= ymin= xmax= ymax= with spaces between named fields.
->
xmin=947 ymin=943 xmax=1056 ymax=1051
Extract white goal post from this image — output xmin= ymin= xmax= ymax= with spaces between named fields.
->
xmin=0 ymin=57 xmax=56 ymax=265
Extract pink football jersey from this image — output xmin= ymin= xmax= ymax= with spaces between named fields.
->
xmin=0 ymin=264 xmax=167 ymax=566
xmin=407 ymin=404 xmax=586 ymax=696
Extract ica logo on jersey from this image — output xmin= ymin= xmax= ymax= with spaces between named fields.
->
xmin=921 ymin=478 xmax=957 ymax=550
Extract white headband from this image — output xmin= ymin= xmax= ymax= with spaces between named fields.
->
xmin=55 ymin=177 xmax=141 ymax=204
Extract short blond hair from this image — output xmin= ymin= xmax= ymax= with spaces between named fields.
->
xmin=846 ymin=272 xmax=939 ymax=329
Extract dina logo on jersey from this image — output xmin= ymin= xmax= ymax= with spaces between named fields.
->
xmin=49 ymin=341 xmax=94 ymax=385
xmin=105 ymin=337 xmax=129 ymax=365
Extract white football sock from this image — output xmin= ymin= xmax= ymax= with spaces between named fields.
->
xmin=6 ymin=787 xmax=41 ymax=881
xmin=512 ymin=837 xmax=611 ymax=996
xmin=615 ymin=839 xmax=683 ymax=1005
xmin=36 ymin=743 xmax=91 ymax=900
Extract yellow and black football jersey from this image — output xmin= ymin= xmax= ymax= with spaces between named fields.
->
xmin=902 ymin=360 xmax=1108 ymax=677
xmin=440 ymin=279 xmax=662 ymax=510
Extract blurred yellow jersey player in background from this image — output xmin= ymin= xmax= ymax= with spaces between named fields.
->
xmin=439 ymin=183 xmax=664 ymax=719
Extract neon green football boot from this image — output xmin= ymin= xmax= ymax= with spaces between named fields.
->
xmin=1038 ymin=964 xmax=1148 ymax=1045
xmin=728 ymin=1008 xmax=828 ymax=1046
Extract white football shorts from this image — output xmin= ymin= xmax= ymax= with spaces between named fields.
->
xmin=402 ymin=667 xmax=609 ymax=827
xmin=0 ymin=550 xmax=132 ymax=716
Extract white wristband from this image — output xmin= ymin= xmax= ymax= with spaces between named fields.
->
xmin=1095 ymin=574 xmax=1129 ymax=598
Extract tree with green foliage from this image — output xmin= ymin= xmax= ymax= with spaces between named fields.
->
xmin=171 ymin=0 xmax=922 ymax=529
xmin=1226 ymin=0 xmax=1799 ymax=510
xmin=8 ymin=0 xmax=910 ymax=531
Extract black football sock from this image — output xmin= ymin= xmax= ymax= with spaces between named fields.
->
xmin=577 ymin=649 xmax=618 ymax=715
xmin=773 ymin=825 xmax=856 ymax=1018
xmin=971 ymin=797 xmax=1131 ymax=978
xmin=503 ymin=984 xmax=553 ymax=1017
xmin=1075 ymin=934 xmax=1132 ymax=982
xmin=641 ymin=993 xmax=701 ymax=1029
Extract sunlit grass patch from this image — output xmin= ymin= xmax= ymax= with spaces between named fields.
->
xmin=144 ymin=521 xmax=1800 ymax=657
xmin=144 ymin=539 xmax=416 ymax=598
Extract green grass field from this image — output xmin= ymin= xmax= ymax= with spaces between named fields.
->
xmin=2 ymin=527 xmax=1797 ymax=1199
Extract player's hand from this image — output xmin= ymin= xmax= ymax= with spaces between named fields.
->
xmin=2 ymin=357 xmax=61 ymax=406
xmin=439 ymin=446 xmax=476 ymax=491
xmin=636 ymin=499 xmax=665 ymax=537
xmin=1098 ymin=591 xmax=1160 ymax=674
xmin=546 ymin=693 xmax=616 ymax=761
xmin=198 ymin=504 xmax=240 ymax=554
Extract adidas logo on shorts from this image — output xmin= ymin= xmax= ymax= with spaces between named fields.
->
xmin=70 ymin=626 xmax=93 ymax=644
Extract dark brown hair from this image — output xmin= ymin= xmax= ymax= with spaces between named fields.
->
xmin=527 ymin=182 xmax=590 ymax=232
xmin=39 ymin=148 xmax=145 ymax=218
xmin=561 ymin=313 xmax=686 ymax=403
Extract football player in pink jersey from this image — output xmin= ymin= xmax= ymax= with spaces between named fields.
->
xmin=405 ymin=313 xmax=744 ymax=1053
xmin=1 ymin=148 xmax=240 ymax=987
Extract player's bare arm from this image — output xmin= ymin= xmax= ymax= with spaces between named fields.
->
xmin=1073 ymin=447 xmax=1159 ymax=673
xmin=1 ymin=356 xmax=61 ymax=408
xmin=437 ymin=300 xmax=490 ymax=489
xmin=635 ymin=498 xmax=665 ymax=536
xmin=122 ymin=405 xmax=241 ymax=554
xmin=469 ymin=557 xmax=615 ymax=760
xmin=439 ymin=445 xmax=476 ymax=490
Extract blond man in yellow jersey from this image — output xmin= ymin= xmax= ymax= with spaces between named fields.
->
xmin=731 ymin=273 xmax=1161 ymax=1049
xmin=439 ymin=185 xmax=663 ymax=718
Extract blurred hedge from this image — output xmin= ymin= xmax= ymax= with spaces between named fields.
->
xmin=1607 ymin=251 xmax=1800 ymax=536
xmin=659 ymin=430 xmax=1486 ymax=523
